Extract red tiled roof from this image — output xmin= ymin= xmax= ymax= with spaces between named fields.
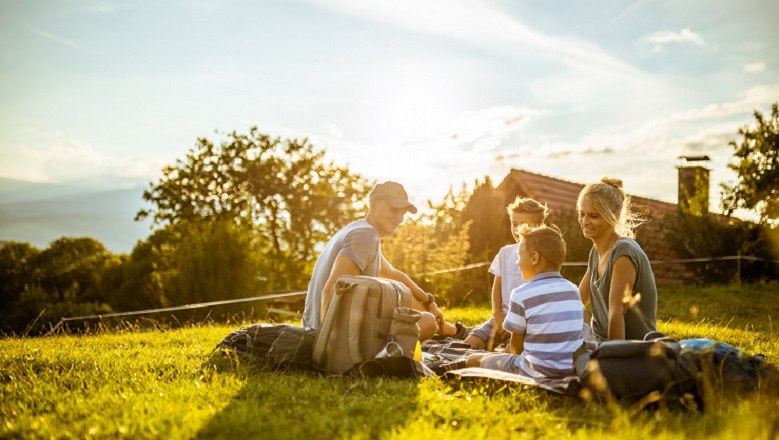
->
xmin=498 ymin=168 xmax=680 ymax=216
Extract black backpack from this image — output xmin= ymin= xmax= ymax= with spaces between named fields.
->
xmin=575 ymin=339 xmax=700 ymax=407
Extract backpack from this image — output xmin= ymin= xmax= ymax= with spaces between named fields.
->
xmin=311 ymin=275 xmax=413 ymax=375
xmin=217 ymin=323 xmax=316 ymax=369
xmin=575 ymin=339 xmax=699 ymax=406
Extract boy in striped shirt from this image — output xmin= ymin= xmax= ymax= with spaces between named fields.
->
xmin=466 ymin=225 xmax=584 ymax=379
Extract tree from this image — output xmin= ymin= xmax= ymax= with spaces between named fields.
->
xmin=34 ymin=237 xmax=117 ymax=304
xmin=0 ymin=242 xmax=41 ymax=333
xmin=105 ymin=229 xmax=172 ymax=312
xmin=381 ymin=216 xmax=470 ymax=305
xmin=721 ymin=102 xmax=779 ymax=224
xmin=161 ymin=219 xmax=268 ymax=305
xmin=460 ymin=177 xmax=507 ymax=263
xmin=0 ymin=242 xmax=40 ymax=315
xmin=137 ymin=127 xmax=372 ymax=288
xmin=0 ymin=238 xmax=117 ymax=335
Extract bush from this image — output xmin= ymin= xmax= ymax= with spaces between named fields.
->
xmin=669 ymin=212 xmax=778 ymax=284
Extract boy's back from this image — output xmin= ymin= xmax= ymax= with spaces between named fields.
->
xmin=502 ymin=272 xmax=584 ymax=378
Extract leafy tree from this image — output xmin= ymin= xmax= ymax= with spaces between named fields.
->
xmin=34 ymin=237 xmax=117 ymax=304
xmin=137 ymin=127 xmax=371 ymax=288
xmin=161 ymin=219 xmax=268 ymax=305
xmin=460 ymin=177 xmax=507 ymax=262
xmin=427 ymin=184 xmax=470 ymax=240
xmin=105 ymin=230 xmax=171 ymax=312
xmin=721 ymin=102 xmax=779 ymax=224
xmin=0 ymin=242 xmax=40 ymax=316
xmin=381 ymin=216 xmax=470 ymax=305
xmin=0 ymin=238 xmax=117 ymax=335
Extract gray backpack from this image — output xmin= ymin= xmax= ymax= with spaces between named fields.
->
xmin=311 ymin=275 xmax=414 ymax=375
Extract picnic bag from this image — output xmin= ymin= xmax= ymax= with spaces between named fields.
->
xmin=575 ymin=338 xmax=698 ymax=404
xmin=217 ymin=323 xmax=316 ymax=368
xmin=311 ymin=275 xmax=413 ymax=374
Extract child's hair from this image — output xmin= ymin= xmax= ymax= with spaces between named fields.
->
xmin=576 ymin=178 xmax=646 ymax=239
xmin=517 ymin=224 xmax=566 ymax=270
xmin=507 ymin=196 xmax=549 ymax=224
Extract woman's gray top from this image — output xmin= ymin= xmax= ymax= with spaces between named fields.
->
xmin=587 ymin=237 xmax=657 ymax=341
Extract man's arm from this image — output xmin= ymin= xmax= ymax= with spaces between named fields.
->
xmin=607 ymin=256 xmax=637 ymax=340
xmin=378 ymin=254 xmax=446 ymax=329
xmin=378 ymin=255 xmax=427 ymax=302
xmin=319 ymin=254 xmax=361 ymax=323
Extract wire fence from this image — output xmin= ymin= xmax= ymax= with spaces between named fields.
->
xmin=49 ymin=254 xmax=779 ymax=334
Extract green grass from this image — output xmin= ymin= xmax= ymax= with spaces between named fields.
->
xmin=2 ymin=285 xmax=779 ymax=439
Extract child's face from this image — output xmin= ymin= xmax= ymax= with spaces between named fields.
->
xmin=511 ymin=212 xmax=541 ymax=241
xmin=517 ymin=240 xmax=539 ymax=280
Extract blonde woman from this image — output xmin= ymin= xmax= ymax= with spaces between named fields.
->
xmin=577 ymin=178 xmax=657 ymax=341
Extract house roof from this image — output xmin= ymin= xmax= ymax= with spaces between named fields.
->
xmin=497 ymin=168 xmax=680 ymax=218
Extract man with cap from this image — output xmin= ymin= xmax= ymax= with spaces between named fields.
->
xmin=302 ymin=181 xmax=462 ymax=340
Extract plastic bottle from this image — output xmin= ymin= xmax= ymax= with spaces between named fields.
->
xmin=413 ymin=340 xmax=423 ymax=362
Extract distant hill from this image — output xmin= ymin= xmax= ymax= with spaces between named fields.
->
xmin=0 ymin=177 xmax=153 ymax=253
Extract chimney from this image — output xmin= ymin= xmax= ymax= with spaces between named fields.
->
xmin=677 ymin=155 xmax=711 ymax=215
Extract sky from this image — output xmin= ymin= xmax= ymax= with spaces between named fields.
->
xmin=1 ymin=0 xmax=778 ymax=216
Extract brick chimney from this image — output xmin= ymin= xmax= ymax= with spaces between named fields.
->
xmin=677 ymin=155 xmax=711 ymax=215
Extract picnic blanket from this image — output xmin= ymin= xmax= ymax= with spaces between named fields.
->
xmin=421 ymin=338 xmax=579 ymax=395
xmin=216 ymin=325 xmax=778 ymax=403
xmin=444 ymin=368 xmax=580 ymax=395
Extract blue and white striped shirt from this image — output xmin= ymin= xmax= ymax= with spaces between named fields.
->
xmin=503 ymin=272 xmax=584 ymax=378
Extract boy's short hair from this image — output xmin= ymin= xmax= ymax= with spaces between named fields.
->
xmin=507 ymin=197 xmax=549 ymax=223
xmin=517 ymin=224 xmax=566 ymax=270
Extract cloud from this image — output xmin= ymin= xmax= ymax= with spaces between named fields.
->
xmin=669 ymin=84 xmax=779 ymax=122
xmin=23 ymin=25 xmax=85 ymax=51
xmin=317 ymin=0 xmax=642 ymax=78
xmin=447 ymin=106 xmax=539 ymax=145
xmin=677 ymin=126 xmax=738 ymax=154
xmin=322 ymin=123 xmax=344 ymax=140
xmin=5 ymin=139 xmax=163 ymax=186
xmin=542 ymin=146 xmax=615 ymax=159
xmin=646 ymin=27 xmax=705 ymax=48
xmin=493 ymin=84 xmax=778 ymax=179
xmin=743 ymin=62 xmax=766 ymax=73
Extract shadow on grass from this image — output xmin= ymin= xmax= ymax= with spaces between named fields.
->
xmin=195 ymin=353 xmax=420 ymax=440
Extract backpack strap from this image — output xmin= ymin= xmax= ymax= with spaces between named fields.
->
xmin=311 ymin=286 xmax=344 ymax=366
xmin=347 ymin=284 xmax=370 ymax=366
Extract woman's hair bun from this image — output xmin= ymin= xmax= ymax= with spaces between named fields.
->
xmin=600 ymin=177 xmax=623 ymax=190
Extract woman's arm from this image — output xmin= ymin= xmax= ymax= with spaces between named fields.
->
xmin=578 ymin=268 xmax=591 ymax=307
xmin=579 ymin=268 xmax=592 ymax=323
xmin=607 ymin=256 xmax=637 ymax=340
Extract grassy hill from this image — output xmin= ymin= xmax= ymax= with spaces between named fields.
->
xmin=1 ymin=285 xmax=778 ymax=439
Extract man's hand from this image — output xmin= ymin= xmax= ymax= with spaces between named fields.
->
xmin=427 ymin=302 xmax=445 ymax=333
